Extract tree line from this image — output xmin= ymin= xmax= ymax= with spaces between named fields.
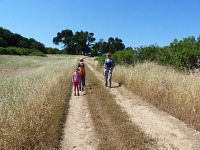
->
xmin=98 ymin=36 xmax=200 ymax=71
xmin=1 ymin=26 xmax=200 ymax=70
xmin=0 ymin=27 xmax=126 ymax=56
xmin=53 ymin=29 xmax=125 ymax=55
xmin=0 ymin=27 xmax=62 ymax=55
xmin=0 ymin=27 xmax=46 ymax=52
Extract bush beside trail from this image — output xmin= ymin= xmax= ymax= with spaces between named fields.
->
xmin=98 ymin=36 xmax=200 ymax=71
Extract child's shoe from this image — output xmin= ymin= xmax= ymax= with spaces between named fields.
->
xmin=74 ymin=93 xmax=76 ymax=96
xmin=77 ymin=93 xmax=80 ymax=96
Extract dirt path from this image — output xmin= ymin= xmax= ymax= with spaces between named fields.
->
xmin=87 ymin=64 xmax=200 ymax=150
xmin=60 ymin=89 xmax=98 ymax=150
xmin=60 ymin=63 xmax=200 ymax=150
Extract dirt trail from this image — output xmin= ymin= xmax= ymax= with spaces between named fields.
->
xmin=60 ymin=89 xmax=98 ymax=150
xmin=87 ymin=64 xmax=200 ymax=150
xmin=60 ymin=62 xmax=200 ymax=150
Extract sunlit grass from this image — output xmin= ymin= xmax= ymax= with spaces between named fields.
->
xmin=87 ymin=57 xmax=200 ymax=131
xmin=113 ymin=62 xmax=200 ymax=131
xmin=0 ymin=55 xmax=77 ymax=149
xmin=85 ymin=64 xmax=156 ymax=149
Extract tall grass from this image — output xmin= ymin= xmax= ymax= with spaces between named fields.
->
xmin=113 ymin=62 xmax=200 ymax=131
xmin=87 ymin=58 xmax=200 ymax=131
xmin=85 ymin=64 xmax=156 ymax=149
xmin=0 ymin=55 xmax=76 ymax=149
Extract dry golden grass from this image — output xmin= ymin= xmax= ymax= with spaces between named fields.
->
xmin=87 ymin=58 xmax=200 ymax=132
xmin=85 ymin=64 xmax=156 ymax=149
xmin=113 ymin=62 xmax=200 ymax=131
xmin=0 ymin=55 xmax=77 ymax=149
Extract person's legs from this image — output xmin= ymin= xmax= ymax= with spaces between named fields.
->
xmin=108 ymin=69 xmax=113 ymax=87
xmin=76 ymin=82 xmax=80 ymax=96
xmin=82 ymin=77 xmax=85 ymax=90
xmin=104 ymin=68 xmax=109 ymax=86
xmin=79 ymin=80 xmax=82 ymax=91
xmin=74 ymin=82 xmax=78 ymax=95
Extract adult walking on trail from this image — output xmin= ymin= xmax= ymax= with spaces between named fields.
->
xmin=104 ymin=52 xmax=115 ymax=88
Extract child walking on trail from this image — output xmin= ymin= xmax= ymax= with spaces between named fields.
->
xmin=78 ymin=62 xmax=86 ymax=91
xmin=78 ymin=58 xmax=85 ymax=68
xmin=72 ymin=68 xmax=81 ymax=96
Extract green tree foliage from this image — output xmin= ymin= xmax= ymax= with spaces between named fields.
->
xmin=0 ymin=47 xmax=46 ymax=56
xmin=98 ymin=49 xmax=137 ymax=67
xmin=97 ymin=53 xmax=106 ymax=67
xmin=0 ymin=37 xmax=7 ymax=47
xmin=93 ymin=37 xmax=125 ymax=55
xmin=53 ymin=29 xmax=95 ymax=55
xmin=168 ymin=36 xmax=200 ymax=70
xmin=136 ymin=44 xmax=160 ymax=62
xmin=53 ymin=29 xmax=74 ymax=53
xmin=29 ymin=38 xmax=46 ymax=53
xmin=92 ymin=38 xmax=108 ymax=55
xmin=98 ymin=35 xmax=200 ymax=71
xmin=108 ymin=37 xmax=125 ymax=53
xmin=46 ymin=47 xmax=63 ymax=54
xmin=0 ymin=27 xmax=46 ymax=55
xmin=113 ymin=50 xmax=137 ymax=65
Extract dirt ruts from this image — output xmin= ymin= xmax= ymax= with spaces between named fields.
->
xmin=60 ymin=62 xmax=200 ymax=150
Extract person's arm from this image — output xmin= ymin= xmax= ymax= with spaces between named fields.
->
xmin=78 ymin=73 xmax=81 ymax=82
xmin=104 ymin=59 xmax=106 ymax=68
xmin=112 ymin=58 xmax=115 ymax=68
xmin=72 ymin=73 xmax=74 ymax=82
xmin=109 ymin=58 xmax=115 ymax=69
xmin=78 ymin=62 xmax=80 ymax=68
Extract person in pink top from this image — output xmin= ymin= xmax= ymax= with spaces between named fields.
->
xmin=72 ymin=68 xmax=81 ymax=96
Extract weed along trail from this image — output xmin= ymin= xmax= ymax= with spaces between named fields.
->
xmin=87 ymin=64 xmax=200 ymax=150
xmin=60 ymin=88 xmax=98 ymax=150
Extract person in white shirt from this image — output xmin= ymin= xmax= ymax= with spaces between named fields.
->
xmin=104 ymin=52 xmax=115 ymax=88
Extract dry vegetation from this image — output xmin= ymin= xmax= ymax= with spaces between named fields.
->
xmin=0 ymin=55 xmax=77 ymax=149
xmin=85 ymin=65 xmax=156 ymax=149
xmin=88 ymin=57 xmax=200 ymax=132
xmin=2 ymin=55 xmax=200 ymax=149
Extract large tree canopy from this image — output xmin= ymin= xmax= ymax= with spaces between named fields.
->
xmin=0 ymin=27 xmax=46 ymax=52
xmin=53 ymin=29 xmax=95 ymax=55
xmin=93 ymin=37 xmax=125 ymax=55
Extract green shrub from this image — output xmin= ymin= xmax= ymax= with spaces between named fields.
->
xmin=0 ymin=47 xmax=46 ymax=57
xmin=31 ymin=50 xmax=47 ymax=57
xmin=113 ymin=50 xmax=137 ymax=65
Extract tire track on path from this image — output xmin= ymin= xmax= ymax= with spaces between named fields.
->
xmin=60 ymin=89 xmax=98 ymax=150
xmin=87 ymin=64 xmax=200 ymax=150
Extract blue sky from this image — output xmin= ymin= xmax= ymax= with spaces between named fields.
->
xmin=0 ymin=0 xmax=200 ymax=49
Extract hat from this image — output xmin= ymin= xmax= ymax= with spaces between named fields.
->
xmin=80 ymin=58 xmax=83 ymax=61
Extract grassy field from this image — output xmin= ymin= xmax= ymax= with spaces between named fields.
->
xmin=85 ymin=65 xmax=156 ymax=149
xmin=2 ymin=55 xmax=200 ymax=149
xmin=0 ymin=55 xmax=77 ymax=149
xmin=88 ymin=58 xmax=200 ymax=132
